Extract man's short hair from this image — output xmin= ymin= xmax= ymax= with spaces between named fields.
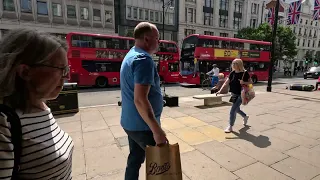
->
xmin=133 ymin=22 xmax=156 ymax=39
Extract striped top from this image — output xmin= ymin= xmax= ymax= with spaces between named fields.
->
xmin=0 ymin=108 xmax=74 ymax=180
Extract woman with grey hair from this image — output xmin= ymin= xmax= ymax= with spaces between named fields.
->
xmin=0 ymin=29 xmax=73 ymax=179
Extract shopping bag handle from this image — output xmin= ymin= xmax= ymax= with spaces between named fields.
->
xmin=156 ymin=139 xmax=169 ymax=147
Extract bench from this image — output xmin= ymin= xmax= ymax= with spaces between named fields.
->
xmin=193 ymin=94 xmax=231 ymax=106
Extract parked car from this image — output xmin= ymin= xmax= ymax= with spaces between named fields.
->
xmin=304 ymin=66 xmax=320 ymax=79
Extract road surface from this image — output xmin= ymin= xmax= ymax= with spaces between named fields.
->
xmin=76 ymin=77 xmax=318 ymax=107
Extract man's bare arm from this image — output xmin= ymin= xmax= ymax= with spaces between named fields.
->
xmin=134 ymin=84 xmax=162 ymax=134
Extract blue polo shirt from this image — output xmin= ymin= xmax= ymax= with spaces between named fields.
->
xmin=120 ymin=46 xmax=163 ymax=131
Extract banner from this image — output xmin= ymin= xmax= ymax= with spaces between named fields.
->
xmin=214 ymin=49 xmax=239 ymax=58
xmin=240 ymin=51 xmax=260 ymax=58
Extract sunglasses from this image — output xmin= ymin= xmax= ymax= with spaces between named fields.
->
xmin=30 ymin=64 xmax=70 ymax=77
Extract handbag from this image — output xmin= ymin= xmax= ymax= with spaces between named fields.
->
xmin=240 ymin=71 xmax=255 ymax=105
xmin=229 ymin=94 xmax=238 ymax=103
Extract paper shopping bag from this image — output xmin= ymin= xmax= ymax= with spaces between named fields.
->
xmin=146 ymin=143 xmax=182 ymax=180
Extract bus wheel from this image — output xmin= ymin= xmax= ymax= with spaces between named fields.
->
xmin=252 ymin=76 xmax=258 ymax=84
xmin=96 ymin=77 xmax=108 ymax=88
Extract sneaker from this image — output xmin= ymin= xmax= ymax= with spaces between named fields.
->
xmin=243 ymin=116 xmax=249 ymax=126
xmin=224 ymin=126 xmax=233 ymax=133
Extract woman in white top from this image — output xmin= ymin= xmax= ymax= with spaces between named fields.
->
xmin=0 ymin=29 xmax=73 ymax=179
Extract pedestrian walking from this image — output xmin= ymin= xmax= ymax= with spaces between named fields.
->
xmin=120 ymin=22 xmax=167 ymax=180
xmin=0 ymin=29 xmax=73 ymax=179
xmin=217 ymin=59 xmax=252 ymax=133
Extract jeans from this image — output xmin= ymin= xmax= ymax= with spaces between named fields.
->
xmin=211 ymin=76 xmax=219 ymax=87
xmin=124 ymin=129 xmax=156 ymax=180
xmin=229 ymin=95 xmax=247 ymax=126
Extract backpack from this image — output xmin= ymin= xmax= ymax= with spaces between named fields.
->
xmin=0 ymin=104 xmax=22 ymax=180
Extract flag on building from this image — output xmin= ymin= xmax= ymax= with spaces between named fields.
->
xmin=268 ymin=8 xmax=275 ymax=25
xmin=313 ymin=0 xmax=320 ymax=20
xmin=287 ymin=0 xmax=302 ymax=25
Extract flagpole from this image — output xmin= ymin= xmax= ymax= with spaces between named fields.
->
xmin=267 ymin=0 xmax=280 ymax=92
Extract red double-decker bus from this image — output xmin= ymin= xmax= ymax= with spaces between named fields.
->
xmin=179 ymin=34 xmax=271 ymax=85
xmin=66 ymin=32 xmax=180 ymax=87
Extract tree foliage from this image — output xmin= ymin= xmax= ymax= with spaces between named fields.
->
xmin=237 ymin=23 xmax=298 ymax=65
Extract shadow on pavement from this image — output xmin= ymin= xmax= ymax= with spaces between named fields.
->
xmin=194 ymin=102 xmax=232 ymax=109
xmin=227 ymin=126 xmax=271 ymax=148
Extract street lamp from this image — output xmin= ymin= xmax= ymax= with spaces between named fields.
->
xmin=267 ymin=0 xmax=280 ymax=92
xmin=162 ymin=0 xmax=174 ymax=96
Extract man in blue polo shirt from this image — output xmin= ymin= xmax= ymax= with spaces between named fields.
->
xmin=120 ymin=22 xmax=167 ymax=180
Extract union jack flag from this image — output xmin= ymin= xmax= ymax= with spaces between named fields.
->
xmin=267 ymin=8 xmax=275 ymax=25
xmin=287 ymin=0 xmax=302 ymax=25
xmin=313 ymin=0 xmax=320 ymax=20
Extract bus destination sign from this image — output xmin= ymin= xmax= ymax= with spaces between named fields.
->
xmin=240 ymin=51 xmax=260 ymax=58
xmin=214 ymin=49 xmax=239 ymax=58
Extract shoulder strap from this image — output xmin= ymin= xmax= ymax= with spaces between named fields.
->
xmin=241 ymin=70 xmax=247 ymax=80
xmin=0 ymin=104 xmax=22 ymax=179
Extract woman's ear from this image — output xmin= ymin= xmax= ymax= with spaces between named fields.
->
xmin=16 ymin=64 xmax=31 ymax=81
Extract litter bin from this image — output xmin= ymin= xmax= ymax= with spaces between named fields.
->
xmin=47 ymin=83 xmax=79 ymax=115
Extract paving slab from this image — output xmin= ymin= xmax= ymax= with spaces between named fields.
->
xmin=100 ymin=109 xmax=121 ymax=118
xmin=58 ymin=121 xmax=82 ymax=133
xmin=103 ymin=115 xmax=120 ymax=127
xmin=73 ymin=174 xmax=86 ymax=180
xmin=190 ymin=113 xmax=222 ymax=123
xmin=271 ymin=157 xmax=320 ymax=180
xmin=160 ymin=117 xmax=186 ymax=130
xmin=56 ymin=113 xmax=81 ymax=123
xmin=223 ymin=138 xmax=288 ymax=165
xmin=226 ymin=129 xmax=298 ymax=152
xmin=312 ymin=145 xmax=320 ymax=152
xmin=196 ymin=141 xmax=257 ymax=171
xmin=275 ymin=123 xmax=320 ymax=139
xmin=312 ymin=175 xmax=320 ymax=180
xmin=162 ymin=109 xmax=188 ymax=118
xmin=84 ymin=144 xmax=126 ymax=179
xmin=175 ymin=116 xmax=208 ymax=128
xmin=285 ymin=146 xmax=320 ymax=168
xmin=291 ymin=121 xmax=320 ymax=132
xmin=181 ymin=150 xmax=238 ymax=180
xmin=234 ymin=162 xmax=293 ymax=180
xmin=72 ymin=148 xmax=86 ymax=177
xmin=166 ymin=133 xmax=195 ymax=153
xmin=172 ymin=106 xmax=202 ymax=115
xmin=262 ymin=128 xmax=319 ymax=148
xmin=253 ymin=114 xmax=284 ymax=126
xmin=194 ymin=125 xmax=236 ymax=142
xmin=81 ymin=119 xmax=108 ymax=132
xmin=171 ymin=127 xmax=212 ymax=145
xmin=109 ymin=125 xmax=127 ymax=138
xmin=83 ymin=129 xmax=116 ymax=149
xmin=80 ymin=110 xmax=104 ymax=122
xmin=68 ymin=131 xmax=84 ymax=149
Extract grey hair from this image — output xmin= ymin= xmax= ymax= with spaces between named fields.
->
xmin=0 ymin=29 xmax=67 ymax=108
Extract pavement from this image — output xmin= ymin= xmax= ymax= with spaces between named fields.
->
xmin=56 ymin=88 xmax=320 ymax=180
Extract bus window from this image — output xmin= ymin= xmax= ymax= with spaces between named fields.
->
xmin=168 ymin=62 xmax=179 ymax=72
xmin=159 ymin=43 xmax=178 ymax=52
xmin=222 ymin=41 xmax=230 ymax=48
xmin=197 ymin=38 xmax=215 ymax=48
xmin=214 ymin=40 xmax=221 ymax=48
xmin=243 ymin=42 xmax=250 ymax=50
xmin=182 ymin=36 xmax=198 ymax=49
xmin=72 ymin=35 xmax=93 ymax=48
xmin=82 ymin=60 xmax=122 ymax=72
xmin=238 ymin=42 xmax=244 ymax=49
xmin=129 ymin=40 xmax=135 ymax=48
